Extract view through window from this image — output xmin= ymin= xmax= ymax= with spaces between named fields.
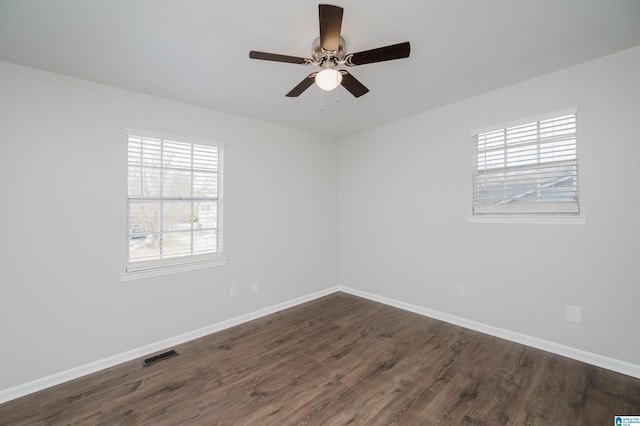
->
xmin=472 ymin=109 xmax=578 ymax=215
xmin=126 ymin=132 xmax=223 ymax=272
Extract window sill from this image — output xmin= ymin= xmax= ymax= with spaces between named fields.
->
xmin=120 ymin=257 xmax=227 ymax=282
xmin=468 ymin=215 xmax=587 ymax=225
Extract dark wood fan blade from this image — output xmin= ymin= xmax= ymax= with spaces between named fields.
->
xmin=286 ymin=73 xmax=317 ymax=97
xmin=319 ymin=4 xmax=343 ymax=53
xmin=340 ymin=71 xmax=369 ymax=98
xmin=249 ymin=50 xmax=310 ymax=65
xmin=347 ymin=42 xmax=411 ymax=66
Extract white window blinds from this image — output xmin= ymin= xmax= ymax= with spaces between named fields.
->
xmin=472 ymin=109 xmax=579 ymax=215
xmin=127 ymin=131 xmax=223 ymax=272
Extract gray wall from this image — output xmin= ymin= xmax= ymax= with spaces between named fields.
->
xmin=0 ymin=62 xmax=339 ymax=390
xmin=2 ymin=45 xmax=639 ymax=394
xmin=338 ymin=46 xmax=640 ymax=366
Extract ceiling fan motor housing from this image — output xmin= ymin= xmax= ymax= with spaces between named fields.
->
xmin=312 ymin=36 xmax=346 ymax=65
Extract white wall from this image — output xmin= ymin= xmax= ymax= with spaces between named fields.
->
xmin=338 ymin=46 xmax=640 ymax=367
xmin=0 ymin=61 xmax=338 ymax=390
xmin=2 ymin=45 xmax=639 ymax=396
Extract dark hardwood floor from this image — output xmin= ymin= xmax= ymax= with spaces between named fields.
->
xmin=1 ymin=292 xmax=639 ymax=425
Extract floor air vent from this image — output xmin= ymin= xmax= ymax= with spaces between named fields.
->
xmin=141 ymin=349 xmax=179 ymax=367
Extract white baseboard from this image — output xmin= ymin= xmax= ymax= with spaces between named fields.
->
xmin=2 ymin=284 xmax=638 ymax=404
xmin=0 ymin=286 xmax=340 ymax=404
xmin=337 ymin=285 xmax=640 ymax=380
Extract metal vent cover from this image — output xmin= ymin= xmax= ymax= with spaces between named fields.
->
xmin=141 ymin=349 xmax=179 ymax=367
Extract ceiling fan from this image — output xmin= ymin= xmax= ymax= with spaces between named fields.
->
xmin=249 ymin=4 xmax=411 ymax=98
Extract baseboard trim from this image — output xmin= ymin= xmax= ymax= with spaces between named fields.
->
xmin=0 ymin=286 xmax=340 ymax=404
xmin=3 ymin=284 xmax=638 ymax=404
xmin=337 ymin=286 xmax=640 ymax=380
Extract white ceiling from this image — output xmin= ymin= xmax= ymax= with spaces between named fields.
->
xmin=1 ymin=0 xmax=640 ymax=136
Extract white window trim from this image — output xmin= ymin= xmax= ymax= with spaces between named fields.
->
xmin=122 ymin=129 xmax=226 ymax=280
xmin=120 ymin=256 xmax=227 ymax=282
xmin=469 ymin=107 xmax=579 ymax=137
xmin=468 ymin=215 xmax=587 ymax=225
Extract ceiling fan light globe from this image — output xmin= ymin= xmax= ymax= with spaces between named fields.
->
xmin=315 ymin=69 xmax=342 ymax=91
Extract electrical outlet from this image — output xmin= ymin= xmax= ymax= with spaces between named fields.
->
xmin=566 ymin=305 xmax=581 ymax=323
xmin=456 ymin=285 xmax=465 ymax=297
xmin=251 ymin=281 xmax=260 ymax=294
xmin=229 ymin=286 xmax=237 ymax=298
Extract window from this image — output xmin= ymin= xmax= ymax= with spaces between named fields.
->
xmin=126 ymin=131 xmax=224 ymax=274
xmin=471 ymin=108 xmax=579 ymax=215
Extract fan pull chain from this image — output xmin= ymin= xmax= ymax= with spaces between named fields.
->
xmin=320 ymin=85 xmax=340 ymax=111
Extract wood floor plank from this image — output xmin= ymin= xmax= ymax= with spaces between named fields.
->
xmin=1 ymin=292 xmax=639 ymax=425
